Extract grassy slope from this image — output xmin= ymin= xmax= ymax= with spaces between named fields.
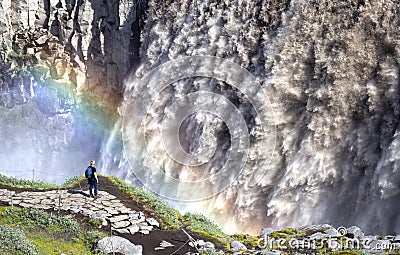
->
xmin=0 ymin=207 xmax=106 ymax=255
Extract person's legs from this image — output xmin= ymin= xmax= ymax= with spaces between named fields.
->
xmin=94 ymin=180 xmax=98 ymax=198
xmin=89 ymin=179 xmax=94 ymax=197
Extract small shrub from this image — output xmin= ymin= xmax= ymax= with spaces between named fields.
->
xmin=0 ymin=224 xmax=39 ymax=255
xmin=0 ymin=174 xmax=57 ymax=189
xmin=1 ymin=207 xmax=80 ymax=234
xmin=88 ymin=218 xmax=103 ymax=228
xmin=184 ymin=212 xmax=226 ymax=238
xmin=82 ymin=230 xmax=107 ymax=253
xmin=201 ymin=247 xmax=219 ymax=255
xmin=63 ymin=175 xmax=85 ymax=187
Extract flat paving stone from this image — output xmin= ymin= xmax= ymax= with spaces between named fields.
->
xmin=140 ymin=225 xmax=153 ymax=231
xmin=129 ymin=218 xmax=146 ymax=225
xmin=41 ymin=199 xmax=53 ymax=204
xmin=128 ymin=225 xmax=140 ymax=234
xmin=112 ymin=228 xmax=130 ymax=234
xmin=110 ymin=215 xmax=130 ymax=223
xmin=139 ymin=230 xmax=150 ymax=235
xmin=19 ymin=202 xmax=33 ymax=208
xmin=147 ymin=218 xmax=160 ymax=228
xmin=113 ymin=220 xmax=131 ymax=229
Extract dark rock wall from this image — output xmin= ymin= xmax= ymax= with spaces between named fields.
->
xmin=0 ymin=0 xmax=146 ymax=180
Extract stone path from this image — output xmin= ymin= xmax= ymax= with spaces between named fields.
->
xmin=0 ymin=188 xmax=159 ymax=235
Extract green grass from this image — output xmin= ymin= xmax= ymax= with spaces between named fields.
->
xmin=108 ymin=176 xmax=229 ymax=239
xmin=183 ymin=212 xmax=226 ymax=238
xmin=26 ymin=231 xmax=91 ymax=255
xmin=25 ymin=230 xmax=106 ymax=255
xmin=0 ymin=207 xmax=106 ymax=255
xmin=107 ymin=176 xmax=183 ymax=229
xmin=0 ymin=207 xmax=80 ymax=233
xmin=0 ymin=174 xmax=84 ymax=190
xmin=107 ymin=176 xmax=230 ymax=249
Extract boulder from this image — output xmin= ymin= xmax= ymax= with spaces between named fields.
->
xmin=230 ymin=241 xmax=247 ymax=251
xmin=383 ymin=235 xmax=395 ymax=240
xmin=323 ymin=226 xmax=340 ymax=236
xmin=346 ymin=226 xmax=364 ymax=239
xmin=298 ymin=224 xmax=327 ymax=234
xmin=97 ymin=236 xmax=142 ymax=255
xmin=393 ymin=235 xmax=400 ymax=242
xmin=139 ymin=225 xmax=153 ymax=231
xmin=204 ymin=241 xmax=215 ymax=249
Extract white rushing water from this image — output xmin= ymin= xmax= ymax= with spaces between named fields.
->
xmin=104 ymin=0 xmax=400 ymax=235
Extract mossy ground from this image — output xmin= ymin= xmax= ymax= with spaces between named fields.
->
xmin=26 ymin=231 xmax=92 ymax=255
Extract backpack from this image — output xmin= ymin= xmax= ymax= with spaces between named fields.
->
xmin=85 ymin=166 xmax=93 ymax=179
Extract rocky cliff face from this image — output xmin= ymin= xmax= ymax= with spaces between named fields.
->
xmin=0 ymin=0 xmax=146 ymax=179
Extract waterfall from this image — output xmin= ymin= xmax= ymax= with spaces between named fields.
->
xmin=99 ymin=0 xmax=400 ymax=235
xmin=1 ymin=0 xmax=397 ymax=236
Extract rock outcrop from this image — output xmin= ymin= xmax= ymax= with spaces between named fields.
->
xmin=0 ymin=0 xmax=147 ymax=177
xmin=0 ymin=0 xmax=146 ymax=92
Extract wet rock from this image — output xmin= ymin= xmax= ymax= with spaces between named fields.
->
xmin=298 ymin=225 xmax=327 ymax=233
xmin=323 ymin=226 xmax=340 ymax=236
xmin=383 ymin=235 xmax=395 ymax=241
xmin=230 ymin=241 xmax=247 ymax=251
xmin=346 ymin=226 xmax=364 ymax=239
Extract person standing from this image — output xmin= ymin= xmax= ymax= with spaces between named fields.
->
xmin=85 ymin=160 xmax=99 ymax=199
